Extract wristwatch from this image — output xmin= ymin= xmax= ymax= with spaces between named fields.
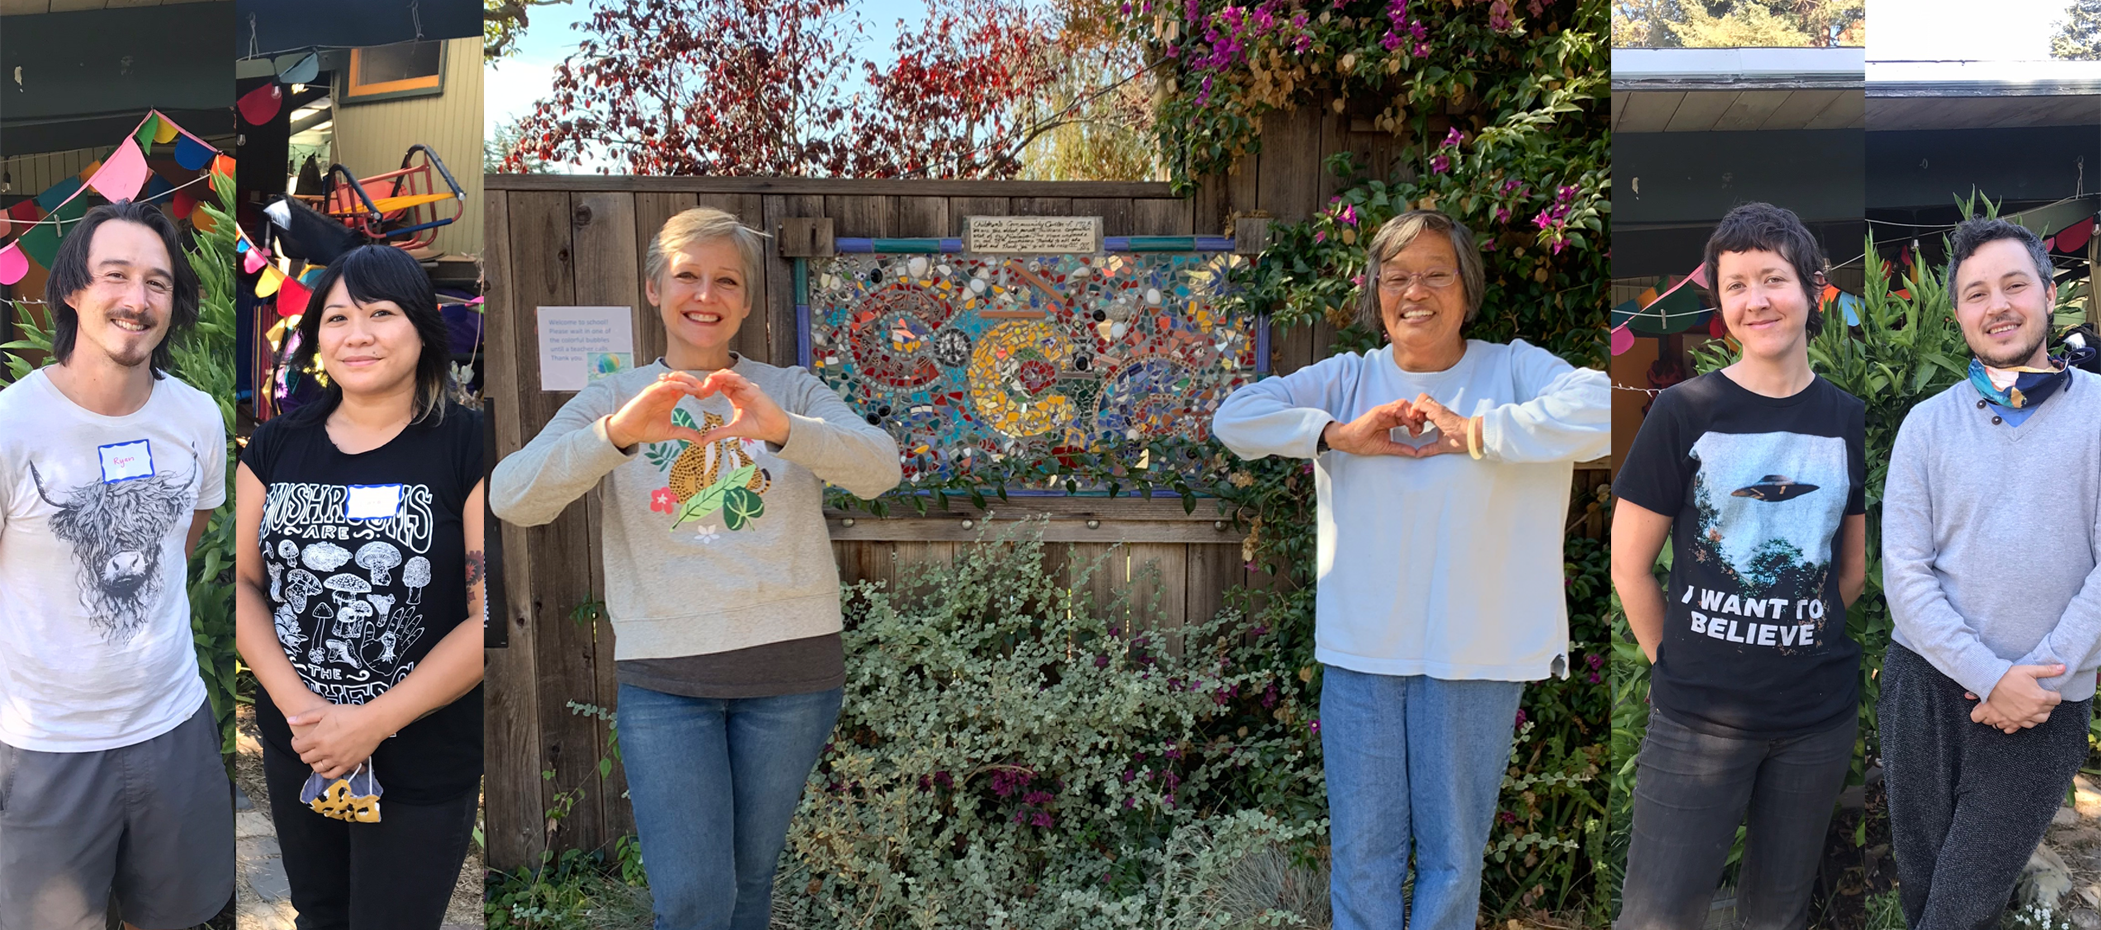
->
xmin=1316 ymin=429 xmax=1332 ymax=455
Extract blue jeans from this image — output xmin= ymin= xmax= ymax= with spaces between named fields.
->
xmin=1321 ymin=666 xmax=1525 ymax=930
xmin=616 ymin=683 xmax=843 ymax=930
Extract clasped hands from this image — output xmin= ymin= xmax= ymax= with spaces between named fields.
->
xmin=285 ymin=699 xmax=394 ymax=780
xmin=1964 ymin=663 xmax=2068 ymax=734
xmin=606 ymin=370 xmax=790 ymax=451
xmin=1323 ymin=393 xmax=1482 ymax=458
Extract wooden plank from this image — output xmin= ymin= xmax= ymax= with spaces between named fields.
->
xmin=1801 ymin=90 xmax=1864 ymax=131
xmin=1122 ymin=543 xmax=1189 ymax=654
xmin=1069 ymin=198 xmax=1133 ymax=235
xmin=631 ymin=192 xmax=700 ymax=368
xmin=1063 ymin=542 xmax=1122 ymax=621
xmin=1012 ymin=197 xmax=1074 ymax=217
xmin=567 ymin=190 xmax=640 ymax=841
xmin=948 ymin=196 xmax=1013 ymax=230
xmin=482 ymin=192 xmax=545 ymax=872
xmin=1272 ymin=319 xmax=1317 ymax=375
xmin=763 ymin=193 xmax=825 ymax=367
xmin=1760 ymin=89 xmax=1843 ymax=130
xmin=1226 ymin=152 xmax=1260 ymax=229
xmin=830 ymin=496 xmax=1231 ymax=520
xmin=1191 ymin=176 xmax=1228 ymax=237
xmin=894 ymin=196 xmax=951 ymax=238
xmin=690 ymin=193 xmax=770 ymax=363
xmin=1663 ymin=90 xmax=1739 ymax=132
xmin=1184 ymin=543 xmax=1239 ymax=629
xmin=827 ymin=194 xmax=896 ymax=238
xmin=489 ymin=175 xmax=1179 ymax=198
xmin=504 ymin=190 xmax=610 ymax=856
xmin=1129 ymin=198 xmax=1195 ymax=236
xmin=1712 ymin=90 xmax=1792 ymax=132
xmin=827 ymin=516 xmax=1243 ymax=544
xmin=1614 ymin=91 xmax=1683 ymax=133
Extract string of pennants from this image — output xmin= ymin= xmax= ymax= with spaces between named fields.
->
xmin=0 ymin=110 xmax=234 ymax=287
xmin=1608 ymin=263 xmax=1863 ymax=357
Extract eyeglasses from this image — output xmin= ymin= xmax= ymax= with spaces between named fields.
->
xmin=1377 ymin=268 xmax=1459 ymax=293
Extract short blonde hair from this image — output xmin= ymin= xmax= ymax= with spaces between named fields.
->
xmin=644 ymin=207 xmax=764 ymax=302
xmin=1355 ymin=210 xmax=1486 ymax=333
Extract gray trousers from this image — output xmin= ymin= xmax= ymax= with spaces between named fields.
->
xmin=0 ymin=699 xmax=233 ymax=930
xmin=1880 ymin=643 xmax=2093 ymax=930
xmin=1616 ymin=706 xmax=1857 ymax=930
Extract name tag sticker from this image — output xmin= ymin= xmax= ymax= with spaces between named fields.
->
xmin=344 ymin=484 xmax=403 ymax=521
xmin=98 ymin=440 xmax=154 ymax=484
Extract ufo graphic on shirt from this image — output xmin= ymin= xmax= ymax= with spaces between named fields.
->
xmin=1730 ymin=475 xmax=1820 ymax=502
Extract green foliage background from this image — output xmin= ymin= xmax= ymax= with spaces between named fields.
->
xmin=0 ymin=174 xmax=241 ymax=757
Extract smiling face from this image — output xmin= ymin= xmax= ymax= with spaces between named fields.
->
xmin=648 ymin=237 xmax=751 ymax=364
xmin=1376 ymin=234 xmax=1468 ymax=356
xmin=65 ymin=219 xmax=175 ymax=370
xmin=315 ymin=278 xmax=422 ymax=398
xmin=1714 ymin=248 xmax=1814 ymax=362
xmin=1952 ymin=238 xmax=2055 ymax=369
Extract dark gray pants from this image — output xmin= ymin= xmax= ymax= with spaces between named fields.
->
xmin=1880 ymin=643 xmax=2093 ymax=930
xmin=1616 ymin=706 xmax=1857 ymax=930
xmin=0 ymin=699 xmax=233 ymax=930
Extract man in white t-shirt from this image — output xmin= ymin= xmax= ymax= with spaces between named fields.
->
xmin=0 ymin=201 xmax=232 ymax=929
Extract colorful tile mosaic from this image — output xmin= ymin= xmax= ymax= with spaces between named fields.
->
xmin=806 ymin=252 xmax=1258 ymax=487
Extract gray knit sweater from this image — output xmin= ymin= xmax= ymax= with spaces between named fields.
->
xmin=1884 ymin=370 xmax=2101 ymax=701
xmin=489 ymin=358 xmax=901 ymax=660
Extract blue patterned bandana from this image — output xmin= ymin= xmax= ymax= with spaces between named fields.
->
xmin=1968 ymin=356 xmax=2070 ymax=410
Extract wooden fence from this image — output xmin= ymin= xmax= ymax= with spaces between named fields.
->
xmin=481 ymin=110 xmax=1610 ymax=869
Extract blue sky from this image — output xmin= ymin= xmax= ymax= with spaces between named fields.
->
xmin=486 ymin=0 xmax=928 ymax=170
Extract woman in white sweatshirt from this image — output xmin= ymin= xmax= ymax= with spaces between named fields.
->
xmin=490 ymin=208 xmax=901 ymax=930
xmin=1211 ymin=210 xmax=1609 ymax=930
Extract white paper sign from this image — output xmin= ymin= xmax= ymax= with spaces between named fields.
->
xmin=964 ymin=216 xmax=1104 ymax=254
xmin=536 ymin=306 xmax=636 ymax=392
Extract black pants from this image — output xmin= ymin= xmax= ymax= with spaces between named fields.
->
xmin=261 ymin=739 xmax=476 ymax=930
xmin=1880 ymin=643 xmax=2093 ymax=930
xmin=1616 ymin=706 xmax=1857 ymax=930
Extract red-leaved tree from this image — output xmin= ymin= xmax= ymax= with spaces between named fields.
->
xmin=500 ymin=0 xmax=1066 ymax=177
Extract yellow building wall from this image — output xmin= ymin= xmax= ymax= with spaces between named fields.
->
xmin=330 ymin=35 xmax=483 ymax=257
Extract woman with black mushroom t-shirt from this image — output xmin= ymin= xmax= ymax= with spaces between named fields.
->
xmin=233 ymin=245 xmax=484 ymax=929
xmin=1611 ymin=203 xmax=1868 ymax=930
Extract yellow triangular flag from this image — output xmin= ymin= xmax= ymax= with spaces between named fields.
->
xmin=256 ymin=265 xmax=283 ymax=297
xmin=153 ymin=116 xmax=178 ymax=144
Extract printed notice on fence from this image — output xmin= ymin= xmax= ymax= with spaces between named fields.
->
xmin=536 ymin=306 xmax=635 ymax=391
xmin=964 ymin=215 xmax=1104 ymax=254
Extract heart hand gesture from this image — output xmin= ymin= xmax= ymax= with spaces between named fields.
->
xmin=604 ymin=378 xmax=711 ymax=451
xmin=668 ymin=369 xmax=792 ymax=447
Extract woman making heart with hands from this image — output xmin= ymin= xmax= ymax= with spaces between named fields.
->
xmin=1212 ymin=210 xmax=1608 ymax=930
xmin=491 ymin=208 xmax=900 ymax=930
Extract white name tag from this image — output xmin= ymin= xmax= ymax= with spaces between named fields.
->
xmin=344 ymin=484 xmax=403 ymax=521
xmin=98 ymin=440 xmax=154 ymax=484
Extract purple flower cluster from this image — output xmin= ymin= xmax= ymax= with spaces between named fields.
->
xmin=1531 ymin=184 xmax=1582 ymax=254
xmin=989 ymin=768 xmax=1035 ymax=798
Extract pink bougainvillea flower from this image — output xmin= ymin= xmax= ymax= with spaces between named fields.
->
xmin=1430 ymin=155 xmax=1451 ymax=174
xmin=1381 ymin=31 xmax=1403 ymax=51
xmin=1495 ymin=207 xmax=1511 ymax=223
xmin=1444 ymin=126 xmax=1465 ymax=147
xmin=1489 ymin=0 xmax=1512 ymax=30
xmin=1339 ymin=204 xmax=1357 ymax=225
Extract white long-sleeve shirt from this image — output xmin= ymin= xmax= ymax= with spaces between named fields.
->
xmin=1211 ymin=339 xmax=1609 ymax=680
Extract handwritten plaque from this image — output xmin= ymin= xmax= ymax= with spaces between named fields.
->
xmin=963 ymin=215 xmax=1104 ymax=255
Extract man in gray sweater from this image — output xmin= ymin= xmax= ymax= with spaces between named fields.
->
xmin=1881 ymin=217 xmax=2101 ymax=930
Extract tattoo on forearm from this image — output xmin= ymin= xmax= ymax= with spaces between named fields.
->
xmin=466 ymin=550 xmax=485 ymax=587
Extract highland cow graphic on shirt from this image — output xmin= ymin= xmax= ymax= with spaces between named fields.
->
xmin=29 ymin=456 xmax=197 ymax=645
xmin=1677 ymin=431 xmax=1849 ymax=651
xmin=1613 ymin=371 xmax=1866 ymax=738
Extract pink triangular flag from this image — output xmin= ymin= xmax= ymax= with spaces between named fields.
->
xmin=88 ymin=137 xmax=151 ymax=203
xmin=0 ymin=242 xmax=27 ymax=285
xmin=1610 ymin=325 xmax=1635 ymax=357
xmin=244 ymin=247 xmax=269 ymax=274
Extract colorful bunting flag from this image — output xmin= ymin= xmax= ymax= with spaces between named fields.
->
xmin=0 ymin=243 xmax=27 ymax=286
xmin=238 ymin=83 xmax=283 ymax=125
xmin=173 ymin=134 xmax=213 ymax=170
xmin=88 ymin=138 xmax=150 ymax=203
xmin=276 ymin=275 xmax=311 ymax=318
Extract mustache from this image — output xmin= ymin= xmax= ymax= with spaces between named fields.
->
xmin=105 ymin=311 xmax=158 ymax=328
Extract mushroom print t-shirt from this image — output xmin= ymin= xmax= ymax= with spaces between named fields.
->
xmin=240 ymin=403 xmax=483 ymax=802
xmin=1614 ymin=371 xmax=1866 ymax=739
